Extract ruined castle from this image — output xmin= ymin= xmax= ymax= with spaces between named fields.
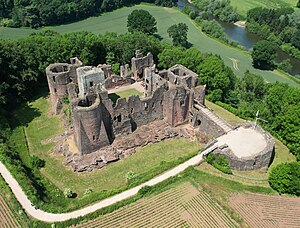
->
xmin=46 ymin=51 xmax=209 ymax=155
xmin=46 ymin=50 xmax=274 ymax=172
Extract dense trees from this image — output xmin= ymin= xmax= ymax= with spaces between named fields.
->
xmin=0 ymin=0 xmax=175 ymax=27
xmin=192 ymin=0 xmax=239 ymax=23
xmin=167 ymin=23 xmax=189 ymax=47
xmin=269 ymin=162 xmax=300 ymax=196
xmin=246 ymin=7 xmax=300 ymax=58
xmin=127 ymin=9 xmax=157 ymax=35
xmin=251 ymin=40 xmax=277 ymax=70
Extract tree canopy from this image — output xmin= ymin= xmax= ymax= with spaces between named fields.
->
xmin=167 ymin=23 xmax=189 ymax=47
xmin=127 ymin=9 xmax=157 ymax=35
xmin=269 ymin=162 xmax=300 ymax=196
xmin=251 ymin=40 xmax=277 ymax=70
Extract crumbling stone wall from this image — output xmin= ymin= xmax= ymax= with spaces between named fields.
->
xmin=131 ymin=50 xmax=154 ymax=81
xmin=77 ymin=66 xmax=106 ymax=99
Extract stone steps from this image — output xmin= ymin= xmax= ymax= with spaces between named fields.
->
xmin=199 ymin=107 xmax=232 ymax=133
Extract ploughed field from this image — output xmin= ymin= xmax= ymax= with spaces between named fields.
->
xmin=73 ymin=183 xmax=237 ymax=228
xmin=0 ymin=195 xmax=21 ymax=228
xmin=0 ymin=5 xmax=298 ymax=86
xmin=229 ymin=193 xmax=300 ymax=227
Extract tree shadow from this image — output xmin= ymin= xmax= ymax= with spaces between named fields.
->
xmin=154 ymin=34 xmax=163 ymax=41
xmin=108 ymin=93 xmax=121 ymax=105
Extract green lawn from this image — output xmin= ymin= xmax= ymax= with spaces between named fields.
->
xmin=10 ymin=95 xmax=200 ymax=196
xmin=108 ymin=88 xmax=143 ymax=104
xmin=0 ymin=5 xmax=298 ymax=87
xmin=230 ymin=0 xmax=298 ymax=17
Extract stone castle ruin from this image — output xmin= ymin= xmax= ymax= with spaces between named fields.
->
xmin=46 ymin=51 xmax=274 ymax=172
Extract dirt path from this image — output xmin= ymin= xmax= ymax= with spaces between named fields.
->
xmin=0 ymin=145 xmax=216 ymax=223
xmin=228 ymin=57 xmax=240 ymax=71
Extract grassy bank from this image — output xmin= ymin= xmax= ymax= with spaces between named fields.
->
xmin=0 ymin=5 xmax=298 ymax=86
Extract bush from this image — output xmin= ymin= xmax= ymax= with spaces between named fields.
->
xmin=206 ymin=153 xmax=232 ymax=174
xmin=64 ymin=188 xmax=73 ymax=198
xmin=84 ymin=188 xmax=93 ymax=196
xmin=138 ymin=185 xmax=152 ymax=196
xmin=269 ymin=162 xmax=300 ymax=196
xmin=30 ymin=155 xmax=45 ymax=169
xmin=125 ymin=171 xmax=138 ymax=185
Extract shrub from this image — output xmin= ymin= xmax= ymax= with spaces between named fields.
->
xmin=64 ymin=188 xmax=73 ymax=198
xmin=30 ymin=155 xmax=45 ymax=169
xmin=138 ymin=185 xmax=152 ymax=196
xmin=206 ymin=153 xmax=232 ymax=174
xmin=125 ymin=171 xmax=138 ymax=185
xmin=84 ymin=188 xmax=93 ymax=196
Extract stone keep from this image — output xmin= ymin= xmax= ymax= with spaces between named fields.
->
xmin=77 ymin=66 xmax=106 ymax=99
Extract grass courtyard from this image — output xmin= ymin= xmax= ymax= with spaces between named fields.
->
xmin=0 ymin=5 xmax=298 ymax=87
xmin=108 ymin=88 xmax=143 ymax=104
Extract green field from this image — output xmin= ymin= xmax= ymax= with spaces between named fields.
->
xmin=0 ymin=5 xmax=298 ymax=86
xmin=230 ymin=0 xmax=298 ymax=17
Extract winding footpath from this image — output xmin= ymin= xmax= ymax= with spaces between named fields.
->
xmin=0 ymin=146 xmax=216 ymax=223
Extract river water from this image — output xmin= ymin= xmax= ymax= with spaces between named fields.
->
xmin=177 ymin=0 xmax=300 ymax=75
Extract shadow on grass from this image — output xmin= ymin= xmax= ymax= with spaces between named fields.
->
xmin=9 ymin=87 xmax=49 ymax=129
xmin=108 ymin=93 xmax=121 ymax=105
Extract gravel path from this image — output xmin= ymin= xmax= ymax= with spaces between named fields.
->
xmin=0 ymin=146 xmax=215 ymax=223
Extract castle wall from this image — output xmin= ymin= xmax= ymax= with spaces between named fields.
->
xmin=192 ymin=109 xmax=225 ymax=138
xmin=164 ymin=86 xmax=193 ymax=127
xmin=131 ymin=52 xmax=154 ymax=81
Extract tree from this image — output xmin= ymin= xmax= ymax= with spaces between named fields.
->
xmin=251 ymin=40 xmax=277 ymax=70
xmin=297 ymin=0 xmax=300 ymax=8
xmin=167 ymin=23 xmax=189 ymax=47
xmin=127 ymin=9 xmax=157 ymax=35
xmin=64 ymin=188 xmax=73 ymax=198
xmin=269 ymin=162 xmax=300 ymax=196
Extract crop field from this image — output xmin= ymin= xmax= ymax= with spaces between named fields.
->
xmin=229 ymin=193 xmax=300 ymax=227
xmin=230 ymin=0 xmax=298 ymax=17
xmin=0 ymin=5 xmax=298 ymax=87
xmin=0 ymin=195 xmax=22 ymax=228
xmin=73 ymin=183 xmax=237 ymax=228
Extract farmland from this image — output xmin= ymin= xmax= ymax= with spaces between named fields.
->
xmin=0 ymin=5 xmax=298 ymax=86
xmin=0 ymin=177 xmax=30 ymax=228
xmin=73 ymin=183 xmax=237 ymax=228
xmin=229 ymin=193 xmax=300 ymax=227
xmin=230 ymin=0 xmax=298 ymax=17
xmin=0 ymin=195 xmax=22 ymax=228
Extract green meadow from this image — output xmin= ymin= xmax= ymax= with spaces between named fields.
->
xmin=230 ymin=0 xmax=298 ymax=17
xmin=0 ymin=4 xmax=298 ymax=86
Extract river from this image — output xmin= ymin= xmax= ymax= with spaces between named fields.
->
xmin=177 ymin=0 xmax=300 ymax=75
